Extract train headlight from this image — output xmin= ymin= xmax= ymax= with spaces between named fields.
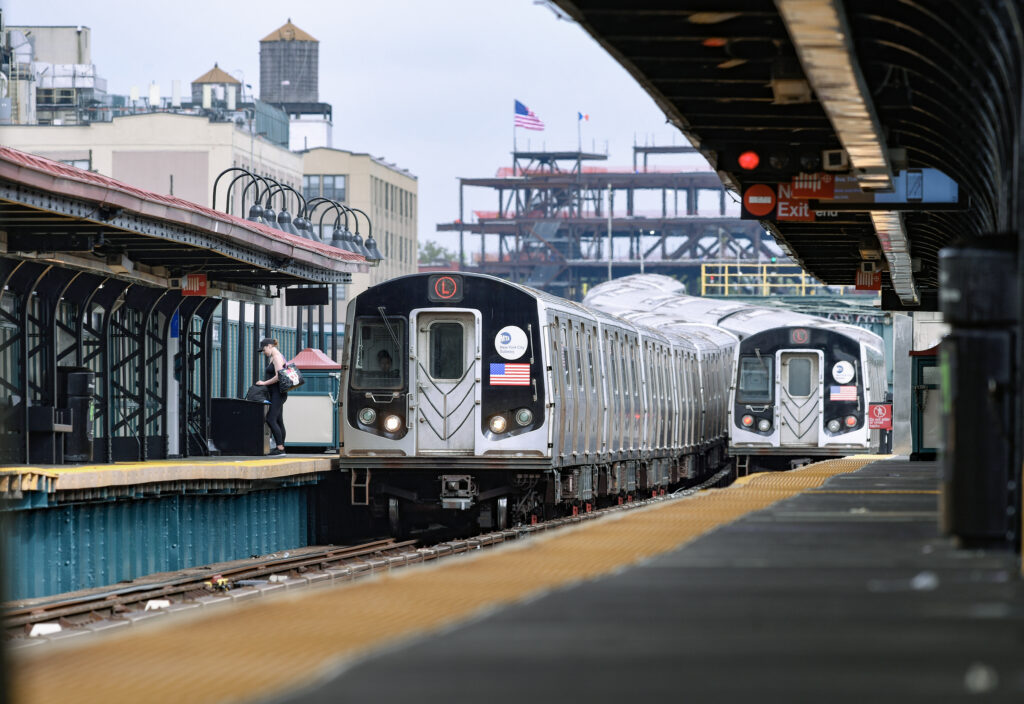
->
xmin=358 ymin=408 xmax=377 ymax=425
xmin=757 ymin=418 xmax=771 ymax=432
xmin=827 ymin=419 xmax=841 ymax=433
xmin=741 ymin=414 xmax=754 ymax=427
xmin=844 ymin=415 xmax=858 ymax=428
xmin=383 ymin=414 xmax=402 ymax=433
xmin=489 ymin=415 xmax=508 ymax=434
xmin=514 ymin=408 xmax=533 ymax=426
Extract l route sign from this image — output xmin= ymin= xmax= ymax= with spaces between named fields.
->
xmin=868 ymin=403 xmax=892 ymax=430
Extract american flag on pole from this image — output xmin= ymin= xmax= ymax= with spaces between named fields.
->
xmin=490 ymin=363 xmax=531 ymax=386
xmin=829 ymin=385 xmax=857 ymax=401
xmin=514 ymin=100 xmax=544 ymax=131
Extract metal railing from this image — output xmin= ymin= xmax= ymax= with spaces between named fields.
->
xmin=700 ymin=263 xmax=829 ymax=297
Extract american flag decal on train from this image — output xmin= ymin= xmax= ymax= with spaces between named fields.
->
xmin=490 ymin=363 xmax=530 ymax=386
xmin=829 ymin=385 xmax=857 ymax=401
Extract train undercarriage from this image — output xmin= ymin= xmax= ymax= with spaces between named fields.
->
xmin=340 ymin=441 xmax=731 ymax=536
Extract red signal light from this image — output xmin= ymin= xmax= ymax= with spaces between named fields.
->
xmin=738 ymin=151 xmax=760 ymax=170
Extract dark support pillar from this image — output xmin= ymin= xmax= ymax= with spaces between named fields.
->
xmin=306 ymin=303 xmax=314 ymax=350
xmin=219 ymin=301 xmax=228 ymax=397
xmin=318 ymin=303 xmax=325 ymax=352
xmin=720 ymin=188 xmax=726 ymax=216
xmin=459 ymin=182 xmax=465 ymax=268
xmin=236 ymin=301 xmax=246 ymax=397
xmin=295 ymin=302 xmax=303 ymax=356
xmin=252 ymin=303 xmax=262 ymax=384
xmin=331 ymin=285 xmax=339 ymax=361
xmin=940 ymin=243 xmax=1019 ymax=547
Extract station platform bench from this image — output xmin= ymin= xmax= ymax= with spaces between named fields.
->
xmin=13 ymin=455 xmax=1023 ymax=703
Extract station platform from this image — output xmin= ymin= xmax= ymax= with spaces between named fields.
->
xmin=2 ymin=454 xmax=336 ymax=601
xmin=12 ymin=455 xmax=1024 ymax=703
xmin=0 ymin=454 xmax=334 ymax=508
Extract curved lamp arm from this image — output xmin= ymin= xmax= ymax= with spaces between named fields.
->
xmin=212 ymin=167 xmax=257 ymax=212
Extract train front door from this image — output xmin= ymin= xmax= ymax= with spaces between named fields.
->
xmin=778 ymin=351 xmax=821 ymax=447
xmin=413 ymin=311 xmax=479 ymax=454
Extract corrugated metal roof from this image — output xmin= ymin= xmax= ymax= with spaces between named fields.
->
xmin=192 ymin=63 xmax=241 ymax=85
xmin=261 ymin=19 xmax=317 ymax=42
xmin=0 ymin=146 xmax=364 ymax=269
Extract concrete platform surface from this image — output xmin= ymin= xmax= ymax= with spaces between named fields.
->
xmin=286 ymin=460 xmax=1024 ymax=704
xmin=0 ymin=454 xmax=335 ymax=502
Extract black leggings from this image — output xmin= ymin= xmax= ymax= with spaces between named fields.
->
xmin=266 ymin=391 xmax=286 ymax=447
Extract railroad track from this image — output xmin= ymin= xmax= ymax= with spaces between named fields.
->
xmin=5 ymin=468 xmax=731 ymax=643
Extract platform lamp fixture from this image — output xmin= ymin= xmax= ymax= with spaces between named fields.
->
xmin=257 ymin=176 xmax=283 ymax=228
xmin=266 ymin=183 xmax=302 ymax=238
xmin=240 ymin=173 xmax=271 ymax=223
xmin=334 ymin=206 xmax=362 ymax=255
xmin=308 ymin=198 xmax=357 ymax=254
xmin=346 ymin=206 xmax=382 ymax=266
xmin=277 ymin=183 xmax=316 ymax=241
xmin=212 ymin=166 xmax=264 ymax=221
xmin=341 ymin=205 xmax=372 ymax=261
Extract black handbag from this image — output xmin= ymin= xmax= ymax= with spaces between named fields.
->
xmin=277 ymin=362 xmax=304 ymax=392
xmin=245 ymin=383 xmax=269 ymax=403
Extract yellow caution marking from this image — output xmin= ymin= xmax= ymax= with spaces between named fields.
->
xmin=12 ymin=455 xmax=877 ymax=704
xmin=813 ymin=490 xmax=939 ymax=495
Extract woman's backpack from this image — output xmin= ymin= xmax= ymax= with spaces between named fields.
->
xmin=277 ymin=362 xmax=304 ymax=392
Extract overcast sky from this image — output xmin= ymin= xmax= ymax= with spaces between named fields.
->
xmin=2 ymin=0 xmax=717 ymax=253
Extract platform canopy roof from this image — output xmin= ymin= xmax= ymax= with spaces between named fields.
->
xmin=0 ymin=147 xmax=362 ymax=301
xmin=553 ymin=0 xmax=1024 ymax=310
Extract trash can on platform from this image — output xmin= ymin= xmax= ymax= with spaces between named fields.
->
xmin=58 ymin=366 xmax=95 ymax=463
xmin=210 ymin=398 xmax=269 ymax=456
xmin=283 ymin=348 xmax=342 ymax=452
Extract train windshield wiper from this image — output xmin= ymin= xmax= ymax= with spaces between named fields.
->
xmin=377 ymin=306 xmax=402 ymax=351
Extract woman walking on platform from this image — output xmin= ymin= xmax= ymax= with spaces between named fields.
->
xmin=256 ymin=337 xmax=288 ymax=455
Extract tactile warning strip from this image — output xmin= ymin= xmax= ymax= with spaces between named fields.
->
xmin=12 ymin=455 xmax=878 ymax=704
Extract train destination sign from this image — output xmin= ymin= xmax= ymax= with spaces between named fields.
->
xmin=428 ymin=274 xmax=463 ymax=302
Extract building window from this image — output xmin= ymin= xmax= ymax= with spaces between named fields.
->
xmin=60 ymin=158 xmax=91 ymax=171
xmin=323 ymin=174 xmax=346 ymax=201
xmin=302 ymin=175 xmax=320 ymax=201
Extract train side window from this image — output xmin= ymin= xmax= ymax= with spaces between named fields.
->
xmin=631 ymin=341 xmax=640 ymax=401
xmin=351 ymin=316 xmax=405 ymax=390
xmin=575 ymin=328 xmax=584 ymax=386
xmin=737 ymin=356 xmax=774 ymax=403
xmin=428 ymin=322 xmax=464 ymax=380
xmin=787 ymin=358 xmax=812 ymax=397
xmin=565 ymin=325 xmax=573 ymax=390
xmin=586 ymin=331 xmax=596 ymax=388
xmin=609 ymin=336 xmax=619 ymax=392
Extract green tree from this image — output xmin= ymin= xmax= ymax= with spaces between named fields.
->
xmin=418 ymin=239 xmax=457 ymax=265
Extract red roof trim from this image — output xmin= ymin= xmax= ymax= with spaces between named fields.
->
xmin=0 ymin=146 xmax=365 ymax=269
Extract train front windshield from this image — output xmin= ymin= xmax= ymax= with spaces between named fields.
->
xmin=351 ymin=317 xmax=406 ymax=390
xmin=737 ymin=355 xmax=774 ymax=403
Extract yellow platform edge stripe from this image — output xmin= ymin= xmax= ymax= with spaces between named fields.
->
xmin=12 ymin=455 xmax=879 ymax=704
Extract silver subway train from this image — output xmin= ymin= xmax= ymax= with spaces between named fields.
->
xmin=584 ymin=274 xmax=887 ymax=472
xmin=338 ymin=272 xmax=736 ymax=532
